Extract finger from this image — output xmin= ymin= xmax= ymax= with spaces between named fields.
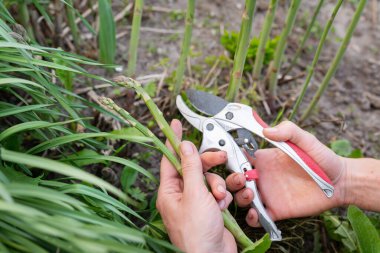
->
xmin=180 ymin=141 xmax=206 ymax=194
xmin=234 ymin=188 xmax=254 ymax=207
xmin=218 ymin=191 xmax=233 ymax=210
xmin=160 ymin=119 xmax=182 ymax=186
xmin=226 ymin=173 xmax=246 ymax=192
xmin=205 ymin=172 xmax=226 ymax=200
xmin=263 ymin=121 xmax=319 ymax=151
xmin=200 ymin=151 xmax=227 ymax=172
xmin=246 ymin=208 xmax=261 ymax=227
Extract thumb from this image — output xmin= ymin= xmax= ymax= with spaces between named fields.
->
xmin=180 ymin=141 xmax=206 ymax=194
xmin=263 ymin=121 xmax=317 ymax=151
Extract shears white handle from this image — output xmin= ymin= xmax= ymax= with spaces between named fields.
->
xmin=199 ymin=118 xmax=282 ymax=241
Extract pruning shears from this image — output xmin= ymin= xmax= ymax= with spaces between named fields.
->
xmin=176 ymin=90 xmax=334 ymax=241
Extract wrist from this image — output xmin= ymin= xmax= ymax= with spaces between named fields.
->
xmin=338 ymin=157 xmax=380 ymax=210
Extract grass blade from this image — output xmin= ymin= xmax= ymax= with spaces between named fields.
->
xmin=98 ymin=0 xmax=116 ymax=65
xmin=0 ymin=148 xmax=127 ymax=202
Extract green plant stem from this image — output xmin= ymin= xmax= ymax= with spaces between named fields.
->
xmin=99 ymin=97 xmax=182 ymax=175
xmin=226 ymin=0 xmax=256 ymax=102
xmin=127 ymin=0 xmax=144 ymax=77
xmin=289 ymin=0 xmax=342 ymax=121
xmin=252 ymin=0 xmax=278 ymax=83
xmin=114 ymin=76 xmax=256 ymax=248
xmin=222 ymin=209 xmax=255 ymax=248
xmin=19 ymin=1 xmax=35 ymax=41
xmin=282 ymin=0 xmax=325 ymax=78
xmin=267 ymin=0 xmax=301 ymax=98
xmin=115 ymin=76 xmax=181 ymax=155
xmin=66 ymin=0 xmax=81 ymax=48
xmin=172 ymin=0 xmax=195 ymax=99
xmin=300 ymin=0 xmax=367 ymax=122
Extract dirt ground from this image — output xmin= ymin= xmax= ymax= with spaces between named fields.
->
xmin=110 ymin=0 xmax=380 ymax=159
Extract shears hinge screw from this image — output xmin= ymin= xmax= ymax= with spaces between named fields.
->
xmin=225 ymin=112 xmax=234 ymax=120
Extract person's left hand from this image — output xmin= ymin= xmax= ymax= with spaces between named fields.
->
xmin=156 ymin=119 xmax=237 ymax=253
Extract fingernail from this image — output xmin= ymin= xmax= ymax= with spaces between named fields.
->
xmin=218 ymin=199 xmax=225 ymax=209
xmin=248 ymin=212 xmax=254 ymax=220
xmin=217 ymin=185 xmax=225 ymax=194
xmin=234 ymin=174 xmax=241 ymax=185
xmin=180 ymin=141 xmax=194 ymax=156
xmin=265 ymin=127 xmax=278 ymax=133
xmin=242 ymin=189 xmax=250 ymax=199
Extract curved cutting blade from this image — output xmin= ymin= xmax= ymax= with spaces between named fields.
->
xmin=176 ymin=95 xmax=208 ymax=132
xmin=186 ymin=89 xmax=228 ymax=116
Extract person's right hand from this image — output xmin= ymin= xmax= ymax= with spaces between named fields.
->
xmin=226 ymin=121 xmax=350 ymax=227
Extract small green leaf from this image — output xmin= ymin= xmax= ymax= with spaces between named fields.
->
xmin=349 ymin=149 xmax=363 ymax=158
xmin=241 ymin=233 xmax=271 ymax=253
xmin=347 ymin=205 xmax=380 ymax=253
xmin=331 ymin=139 xmax=353 ymax=157
xmin=120 ymin=167 xmax=138 ymax=190
xmin=143 ymin=81 xmax=157 ymax=97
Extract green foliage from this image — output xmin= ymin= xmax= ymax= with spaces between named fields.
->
xmin=322 ymin=207 xmax=380 ymax=253
xmin=348 ymin=205 xmax=380 ymax=253
xmin=0 ymin=17 xmax=177 ymax=252
xmin=220 ymin=31 xmax=278 ymax=72
xmin=330 ymin=139 xmax=363 ymax=158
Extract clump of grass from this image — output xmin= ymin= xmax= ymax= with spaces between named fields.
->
xmin=221 ymin=31 xmax=278 ymax=73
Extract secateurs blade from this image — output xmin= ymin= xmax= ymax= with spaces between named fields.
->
xmin=176 ymin=89 xmax=335 ymax=241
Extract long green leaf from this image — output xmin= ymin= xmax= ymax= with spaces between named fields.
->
xmin=0 ymin=104 xmax=52 ymax=118
xmin=348 ymin=205 xmax=380 ymax=253
xmin=98 ymin=0 xmax=116 ymax=64
xmin=63 ymin=155 xmax=157 ymax=184
xmin=27 ymin=132 xmax=151 ymax=154
xmin=0 ymin=148 xmax=127 ymax=201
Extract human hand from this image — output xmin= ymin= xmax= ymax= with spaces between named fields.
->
xmin=226 ymin=121 xmax=349 ymax=227
xmin=156 ymin=119 xmax=237 ymax=253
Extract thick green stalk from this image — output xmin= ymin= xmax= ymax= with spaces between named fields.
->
xmin=19 ymin=1 xmax=35 ymax=41
xmin=225 ymin=0 xmax=256 ymax=102
xmin=127 ymin=0 xmax=144 ymax=77
xmin=252 ymin=0 xmax=278 ymax=82
xmin=172 ymin=0 xmax=195 ymax=99
xmin=267 ymin=0 xmax=301 ymax=98
xmin=222 ymin=209 xmax=257 ymax=248
xmin=65 ymin=0 xmax=81 ymax=48
xmin=114 ymin=76 xmax=257 ymax=248
xmin=300 ymin=0 xmax=367 ymax=122
xmin=289 ymin=0 xmax=342 ymax=121
xmin=99 ymin=97 xmax=182 ymax=175
xmin=115 ymin=76 xmax=181 ymax=155
xmin=282 ymin=0 xmax=325 ymax=78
